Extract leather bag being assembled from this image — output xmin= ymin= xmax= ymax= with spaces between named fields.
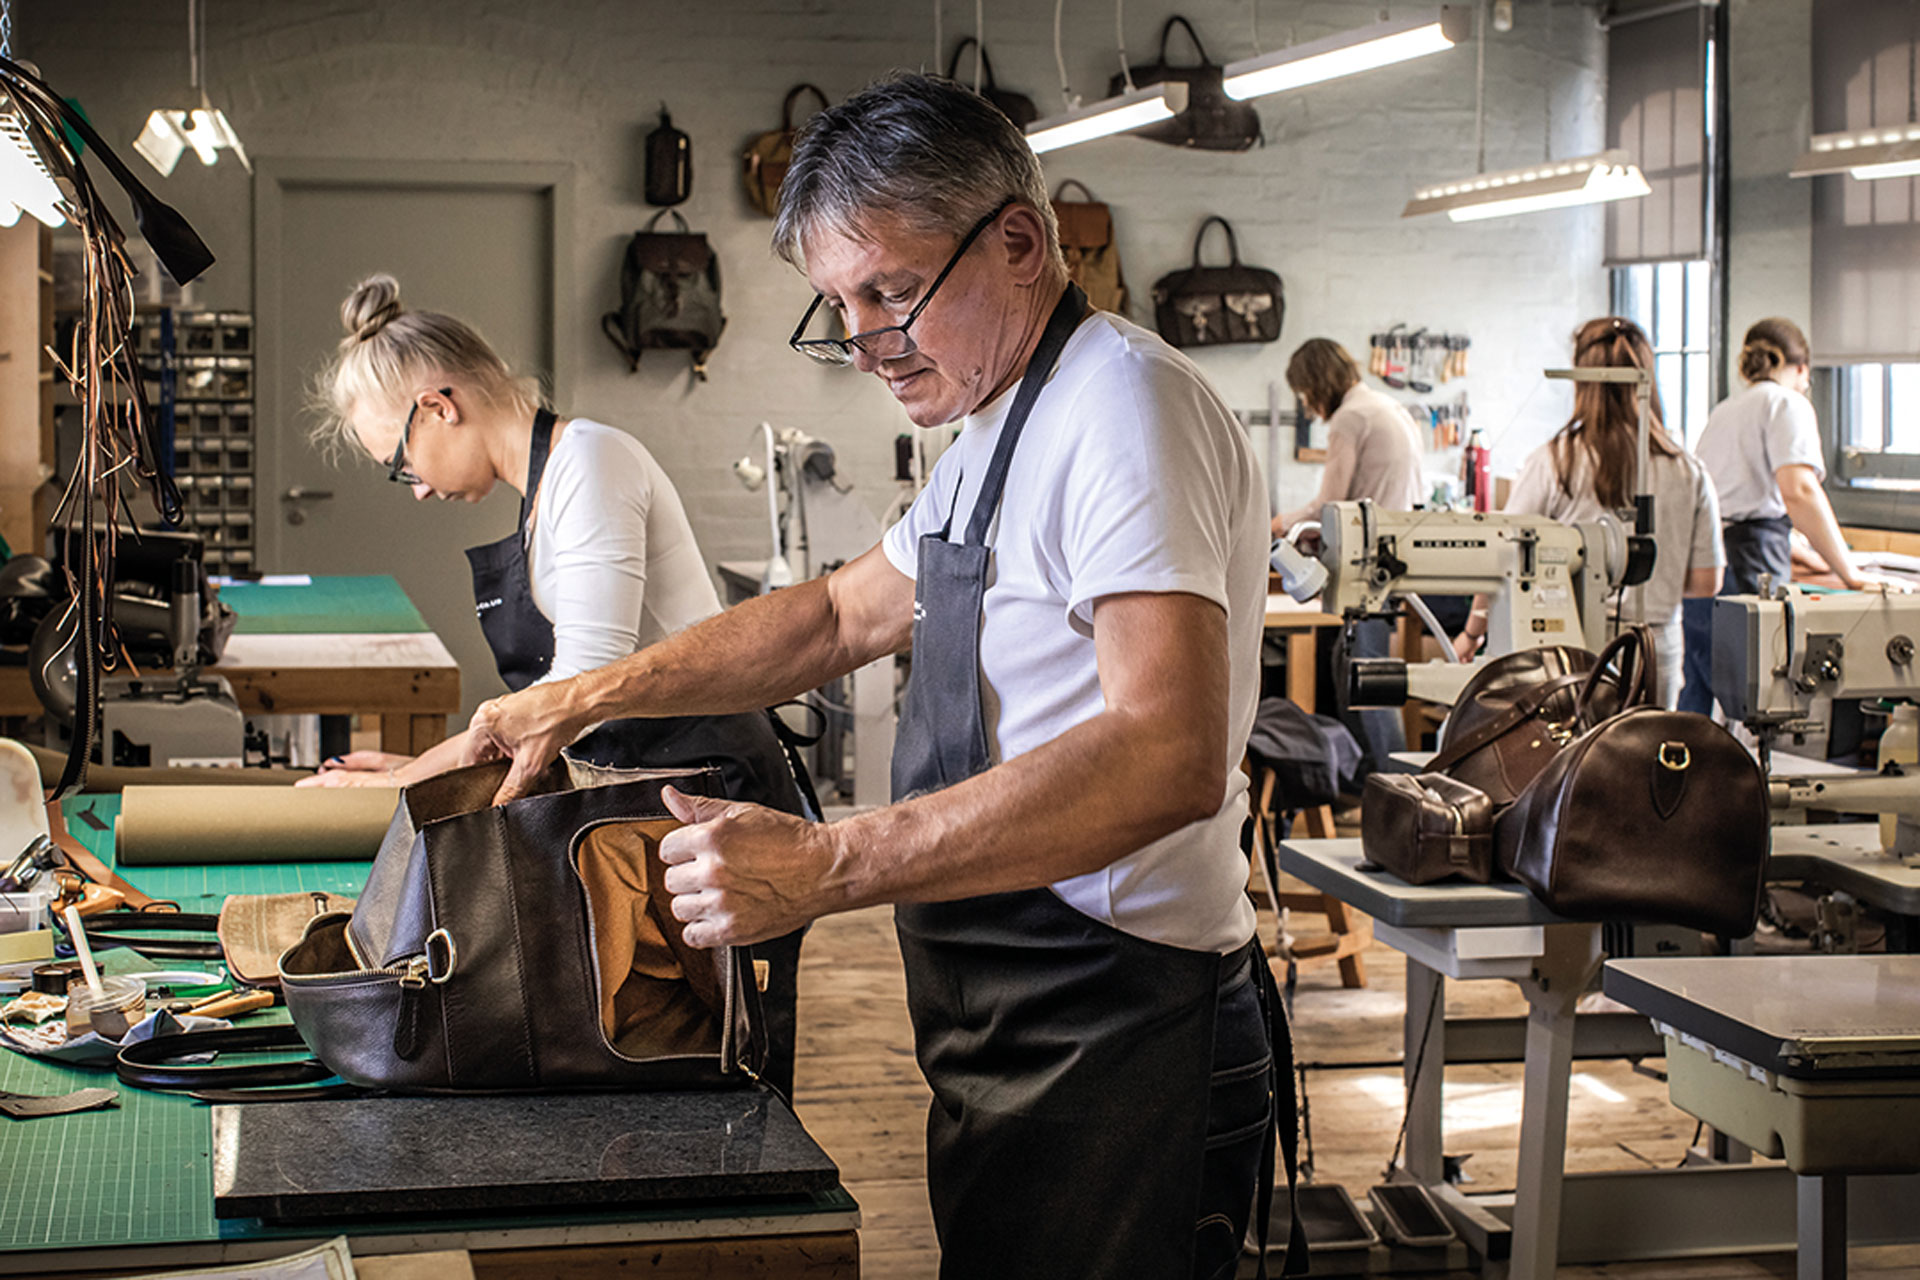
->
xmin=279 ymin=760 xmax=764 ymax=1093
xmin=742 ymin=84 xmax=828 ymax=218
xmin=1151 ymin=216 xmax=1283 ymax=349
xmin=1361 ymin=771 xmax=1495 ymax=885
xmin=1110 ymin=16 xmax=1262 ymax=151
xmin=1495 ymin=706 xmax=1769 ymax=937
xmin=1431 ymin=628 xmax=1656 ymax=809
xmin=1052 ymin=180 xmax=1130 ymax=317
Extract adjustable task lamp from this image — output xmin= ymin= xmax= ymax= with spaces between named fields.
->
xmin=133 ymin=0 xmax=250 ymax=177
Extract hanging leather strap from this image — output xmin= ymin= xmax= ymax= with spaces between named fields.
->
xmin=116 ymin=1024 xmax=340 ymax=1094
xmin=44 ymin=800 xmax=179 ymax=913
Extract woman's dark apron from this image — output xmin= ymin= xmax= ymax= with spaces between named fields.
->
xmin=465 ymin=409 xmax=808 ymax=1094
xmin=1679 ymin=514 xmax=1792 ymax=715
xmin=889 ymin=284 xmax=1300 ymax=1279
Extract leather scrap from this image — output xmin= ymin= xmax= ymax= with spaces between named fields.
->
xmin=0 ymin=1087 xmax=118 ymax=1118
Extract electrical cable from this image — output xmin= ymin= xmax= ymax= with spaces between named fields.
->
xmin=1474 ymin=0 xmax=1487 ymax=174
xmin=1053 ymin=0 xmax=1076 ymax=108
xmin=1404 ymin=592 xmax=1462 ymax=662
xmin=1382 ymin=977 xmax=1443 ymax=1182
xmin=1115 ymin=0 xmax=1134 ymax=90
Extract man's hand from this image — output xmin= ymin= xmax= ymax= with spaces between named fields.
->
xmin=464 ymin=681 xmax=592 ymax=804
xmin=658 ymin=786 xmax=842 ymax=948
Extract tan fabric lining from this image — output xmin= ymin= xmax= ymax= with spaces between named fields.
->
xmin=573 ymin=820 xmax=723 ymax=1059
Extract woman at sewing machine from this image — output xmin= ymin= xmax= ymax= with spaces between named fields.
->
xmin=294 ymin=274 xmax=812 ymax=1095
xmin=1678 ymin=317 xmax=1876 ymax=715
xmin=1453 ymin=317 xmax=1724 ymax=707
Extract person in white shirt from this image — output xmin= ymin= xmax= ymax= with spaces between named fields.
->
xmin=460 ymin=74 xmax=1295 ymax=1280
xmin=1455 ymin=317 xmax=1724 ymax=707
xmin=1272 ymin=338 xmax=1425 ymax=536
xmin=297 ymin=274 xmax=811 ymax=1096
xmin=1679 ymin=317 xmax=1869 ymax=714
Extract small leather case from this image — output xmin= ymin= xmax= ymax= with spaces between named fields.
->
xmin=1361 ymin=772 xmax=1495 ymax=885
xmin=218 ymin=891 xmax=357 ymax=988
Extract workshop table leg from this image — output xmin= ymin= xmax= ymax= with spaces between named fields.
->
xmin=382 ymin=713 xmax=449 ymax=755
xmin=1797 ymin=1174 xmax=1848 ymax=1280
xmin=1286 ymin=631 xmax=1316 ymax=714
xmin=1510 ymin=922 xmax=1603 ymax=1280
xmin=1403 ymin=959 xmax=1446 ymax=1184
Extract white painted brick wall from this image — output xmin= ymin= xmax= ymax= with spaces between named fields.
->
xmin=31 ymin=0 xmax=1624 ymax=567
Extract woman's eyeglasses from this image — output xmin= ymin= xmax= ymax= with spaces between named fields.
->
xmin=386 ymin=387 xmax=452 ymax=484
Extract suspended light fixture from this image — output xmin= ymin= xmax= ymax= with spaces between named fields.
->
xmin=1403 ymin=150 xmax=1651 ymax=221
xmin=133 ymin=0 xmax=249 ymax=177
xmin=1222 ymin=6 xmax=1471 ymax=102
xmin=1026 ymin=0 xmax=1189 ymax=154
xmin=1791 ymin=125 xmax=1920 ymax=181
xmin=0 ymin=87 xmax=66 ymax=227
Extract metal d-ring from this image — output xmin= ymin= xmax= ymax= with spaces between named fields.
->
xmin=1658 ymin=742 xmax=1691 ymax=772
xmin=424 ymin=928 xmax=458 ymax=984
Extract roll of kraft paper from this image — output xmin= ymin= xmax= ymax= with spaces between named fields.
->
xmin=117 ymin=786 xmax=400 ymax=865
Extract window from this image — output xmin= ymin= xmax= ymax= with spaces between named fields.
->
xmin=1611 ymin=260 xmax=1714 ymax=445
xmin=1829 ymin=362 xmax=1920 ymax=491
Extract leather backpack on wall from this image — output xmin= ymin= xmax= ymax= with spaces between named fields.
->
xmin=1051 ymin=180 xmax=1130 ymax=317
xmin=601 ymin=209 xmax=725 ymax=381
xmin=743 ymin=84 xmax=829 ymax=218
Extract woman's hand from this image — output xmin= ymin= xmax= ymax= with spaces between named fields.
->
xmin=297 ymin=750 xmax=413 ymax=788
xmin=1452 ymin=630 xmax=1481 ymax=663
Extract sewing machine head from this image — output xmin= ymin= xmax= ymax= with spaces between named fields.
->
xmin=1712 ymin=585 xmax=1920 ymax=728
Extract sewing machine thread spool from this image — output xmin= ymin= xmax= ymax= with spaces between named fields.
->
xmin=30 ymin=960 xmax=84 ymax=995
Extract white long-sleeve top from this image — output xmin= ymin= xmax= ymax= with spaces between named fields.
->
xmin=526 ymin=418 xmax=721 ymax=683
xmin=1278 ymin=383 xmax=1425 ymax=531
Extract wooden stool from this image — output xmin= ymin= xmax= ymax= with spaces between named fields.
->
xmin=1248 ymin=766 xmax=1371 ymax=988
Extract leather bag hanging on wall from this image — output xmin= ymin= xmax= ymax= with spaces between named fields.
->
xmin=1052 ymin=180 xmax=1130 ymax=317
xmin=1430 ymin=628 xmax=1656 ymax=809
xmin=944 ymin=37 xmax=1038 ymax=128
xmin=743 ymin=84 xmax=829 ymax=218
xmin=1361 ymin=772 xmax=1496 ymax=886
xmin=1110 ymin=16 xmax=1262 ymax=152
xmin=644 ymin=105 xmax=692 ymax=207
xmin=1495 ymin=705 xmax=1769 ymax=936
xmin=600 ymin=209 xmax=726 ymax=381
xmin=1151 ymin=216 xmax=1283 ymax=348
xmin=279 ymin=760 xmax=765 ymax=1092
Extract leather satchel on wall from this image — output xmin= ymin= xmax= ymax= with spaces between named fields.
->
xmin=1495 ymin=706 xmax=1769 ymax=937
xmin=1152 ymin=216 xmax=1283 ymax=349
xmin=601 ymin=210 xmax=726 ymax=381
xmin=1431 ymin=628 xmax=1656 ymax=809
xmin=743 ymin=83 xmax=829 ymax=218
xmin=945 ymin=38 xmax=1037 ymax=128
xmin=1110 ymin=16 xmax=1262 ymax=152
xmin=280 ymin=760 xmax=764 ymax=1093
xmin=1052 ymin=180 xmax=1130 ymax=317
xmin=1361 ymin=772 xmax=1495 ymax=885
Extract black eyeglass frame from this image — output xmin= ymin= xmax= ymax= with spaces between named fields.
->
xmin=788 ymin=197 xmax=1016 ymax=366
xmin=386 ymin=387 xmax=453 ymax=485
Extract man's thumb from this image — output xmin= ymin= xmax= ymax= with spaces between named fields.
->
xmin=662 ymin=784 xmax=728 ymax=825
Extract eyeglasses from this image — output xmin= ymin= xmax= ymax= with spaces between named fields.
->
xmin=788 ymin=197 xmax=1015 ymax=367
xmin=386 ymin=387 xmax=452 ymax=485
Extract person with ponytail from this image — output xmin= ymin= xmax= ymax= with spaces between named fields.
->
xmin=1453 ymin=317 xmax=1724 ymax=707
xmin=297 ymin=273 xmax=812 ymax=1097
xmin=1678 ymin=317 xmax=1871 ymax=714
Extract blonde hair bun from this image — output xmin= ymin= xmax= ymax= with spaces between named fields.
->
xmin=342 ymin=273 xmax=404 ymax=343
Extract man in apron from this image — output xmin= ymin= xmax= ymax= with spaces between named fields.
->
xmin=468 ymin=73 xmax=1299 ymax=1279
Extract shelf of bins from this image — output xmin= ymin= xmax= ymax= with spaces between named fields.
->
xmin=137 ymin=310 xmax=255 ymax=576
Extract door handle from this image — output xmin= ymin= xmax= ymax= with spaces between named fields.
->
xmin=281 ymin=486 xmax=335 ymax=525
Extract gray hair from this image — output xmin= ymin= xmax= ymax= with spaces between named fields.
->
xmin=772 ymin=72 xmax=1061 ymax=270
xmin=308 ymin=273 xmax=541 ymax=460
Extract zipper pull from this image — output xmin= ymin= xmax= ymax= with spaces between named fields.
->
xmin=393 ymin=956 xmax=430 ymax=1060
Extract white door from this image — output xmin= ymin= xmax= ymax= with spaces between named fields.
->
xmin=256 ymin=161 xmax=573 ymax=725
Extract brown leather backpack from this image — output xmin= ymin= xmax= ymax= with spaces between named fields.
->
xmin=1052 ymin=180 xmax=1130 ymax=318
xmin=742 ymin=84 xmax=828 ymax=218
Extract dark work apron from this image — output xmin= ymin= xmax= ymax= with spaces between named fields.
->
xmin=465 ymin=409 xmax=808 ymax=1093
xmin=1679 ymin=513 xmax=1793 ymax=715
xmin=890 ymin=284 xmax=1301 ymax=1279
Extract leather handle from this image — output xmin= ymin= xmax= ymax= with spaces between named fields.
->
xmin=944 ymin=37 xmax=1000 ymax=89
xmin=1429 ymin=673 xmax=1588 ymax=772
xmin=781 ymin=83 xmax=830 ymax=131
xmin=1576 ymin=626 xmax=1655 ymax=721
xmin=1157 ymin=15 xmax=1212 ymax=67
xmin=1192 ymin=215 xmax=1242 ymax=268
xmin=1053 ymin=178 xmax=1098 ymax=203
xmin=643 ymin=208 xmax=691 ymax=235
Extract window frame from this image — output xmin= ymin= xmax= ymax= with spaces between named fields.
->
xmin=1609 ymin=259 xmax=1716 ymax=447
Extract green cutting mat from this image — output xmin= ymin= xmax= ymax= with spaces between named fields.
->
xmin=1 ymin=799 xmax=853 ymax=1262
xmin=220 ymin=575 xmax=429 ymax=635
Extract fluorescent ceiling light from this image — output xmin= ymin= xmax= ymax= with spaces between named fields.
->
xmin=1223 ymin=6 xmax=1471 ymax=101
xmin=134 ymin=101 xmax=250 ymax=176
xmin=1791 ymin=124 xmax=1920 ymax=181
xmin=1025 ymin=82 xmax=1188 ymax=155
xmin=1401 ymin=149 xmax=1651 ymax=222
xmin=0 ymin=95 xmax=68 ymax=228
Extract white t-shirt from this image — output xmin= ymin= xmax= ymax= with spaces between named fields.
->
xmin=1503 ymin=436 xmax=1724 ymax=630
xmin=882 ymin=310 xmax=1267 ymax=955
xmin=526 ymin=418 xmax=720 ymax=684
xmin=1694 ymin=381 xmax=1826 ymax=523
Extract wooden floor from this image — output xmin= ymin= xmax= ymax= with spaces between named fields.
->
xmin=789 ymin=898 xmax=1920 ymax=1279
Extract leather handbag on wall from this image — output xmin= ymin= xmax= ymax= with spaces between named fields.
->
xmin=279 ymin=760 xmax=765 ymax=1093
xmin=601 ymin=210 xmax=726 ymax=381
xmin=644 ymin=105 xmax=692 ymax=207
xmin=1052 ymin=180 xmax=1130 ymax=317
xmin=945 ymin=38 xmax=1038 ymax=128
xmin=1151 ymin=216 xmax=1283 ymax=348
xmin=743 ymin=83 xmax=829 ymax=218
xmin=1361 ymin=771 xmax=1496 ymax=885
xmin=1494 ymin=706 xmax=1769 ymax=936
xmin=1431 ymin=628 xmax=1656 ymax=809
xmin=1110 ymin=16 xmax=1262 ymax=152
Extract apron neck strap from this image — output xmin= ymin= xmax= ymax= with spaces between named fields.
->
xmin=520 ymin=408 xmax=560 ymax=526
xmin=963 ymin=282 xmax=1087 ymax=548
